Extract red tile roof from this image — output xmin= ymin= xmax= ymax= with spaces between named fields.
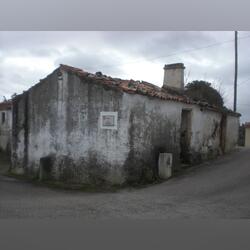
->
xmin=0 ymin=100 xmax=12 ymax=111
xmin=60 ymin=64 xmax=193 ymax=103
xmin=245 ymin=122 xmax=250 ymax=128
xmin=59 ymin=64 xmax=240 ymax=117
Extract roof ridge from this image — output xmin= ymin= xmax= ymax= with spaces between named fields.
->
xmin=58 ymin=64 xmax=240 ymax=117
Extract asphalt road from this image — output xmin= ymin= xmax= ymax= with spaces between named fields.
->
xmin=0 ymin=148 xmax=250 ymax=219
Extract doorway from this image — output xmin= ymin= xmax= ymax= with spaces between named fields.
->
xmin=180 ymin=109 xmax=192 ymax=163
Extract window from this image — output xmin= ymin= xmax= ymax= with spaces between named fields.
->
xmin=1 ymin=112 xmax=6 ymax=124
xmin=100 ymin=112 xmax=118 ymax=130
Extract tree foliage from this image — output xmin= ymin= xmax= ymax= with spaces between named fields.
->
xmin=184 ymin=80 xmax=224 ymax=108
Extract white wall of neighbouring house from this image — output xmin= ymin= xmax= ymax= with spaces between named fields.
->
xmin=0 ymin=109 xmax=12 ymax=153
xmin=188 ymin=106 xmax=222 ymax=162
xmin=225 ymin=115 xmax=240 ymax=152
xmin=245 ymin=127 xmax=250 ymax=147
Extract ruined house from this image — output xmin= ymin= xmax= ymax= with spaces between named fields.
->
xmin=11 ymin=63 xmax=240 ymax=185
xmin=0 ymin=100 xmax=12 ymax=154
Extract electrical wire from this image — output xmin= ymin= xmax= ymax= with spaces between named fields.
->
xmin=99 ymin=34 xmax=250 ymax=69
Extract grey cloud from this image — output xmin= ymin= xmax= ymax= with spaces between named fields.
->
xmin=0 ymin=31 xmax=249 ymax=122
xmin=54 ymin=47 xmax=125 ymax=76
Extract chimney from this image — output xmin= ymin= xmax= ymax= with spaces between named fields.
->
xmin=163 ymin=63 xmax=185 ymax=90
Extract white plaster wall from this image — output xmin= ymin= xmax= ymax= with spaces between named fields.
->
xmin=225 ymin=115 xmax=239 ymax=152
xmin=123 ymin=93 xmax=183 ymax=153
xmin=188 ymin=106 xmax=222 ymax=159
xmin=25 ymin=70 xmax=131 ymax=184
xmin=122 ymin=93 xmax=183 ymax=177
xmin=12 ymin=67 xmax=240 ymax=184
xmin=163 ymin=68 xmax=184 ymax=89
xmin=59 ymin=73 xmax=130 ymax=184
xmin=0 ymin=109 xmax=12 ymax=152
xmin=28 ymin=120 xmax=55 ymax=167
xmin=245 ymin=127 xmax=250 ymax=147
xmin=25 ymin=70 xmax=184 ymax=184
xmin=27 ymin=71 xmax=68 ymax=172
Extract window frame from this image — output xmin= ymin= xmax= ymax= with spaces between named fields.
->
xmin=100 ymin=111 xmax=118 ymax=130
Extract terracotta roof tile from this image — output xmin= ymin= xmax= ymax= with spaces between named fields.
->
xmin=58 ymin=64 xmax=240 ymax=117
xmin=60 ymin=64 xmax=192 ymax=103
xmin=0 ymin=100 xmax=12 ymax=111
xmin=245 ymin=122 xmax=250 ymax=128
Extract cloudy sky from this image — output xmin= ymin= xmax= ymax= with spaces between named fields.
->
xmin=0 ymin=31 xmax=249 ymax=122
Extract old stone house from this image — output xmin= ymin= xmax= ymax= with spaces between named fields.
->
xmin=11 ymin=63 xmax=240 ymax=185
xmin=0 ymin=100 xmax=12 ymax=154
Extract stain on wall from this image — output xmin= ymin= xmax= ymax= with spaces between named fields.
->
xmin=11 ymin=68 xmax=240 ymax=185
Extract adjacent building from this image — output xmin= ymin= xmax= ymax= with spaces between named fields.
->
xmin=244 ymin=123 xmax=250 ymax=147
xmin=10 ymin=63 xmax=240 ymax=185
xmin=0 ymin=100 xmax=12 ymax=154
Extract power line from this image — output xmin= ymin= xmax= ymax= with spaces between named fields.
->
xmin=99 ymin=34 xmax=250 ymax=69
xmin=238 ymin=77 xmax=250 ymax=86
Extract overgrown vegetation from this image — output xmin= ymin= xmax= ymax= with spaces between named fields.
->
xmin=185 ymin=80 xmax=224 ymax=108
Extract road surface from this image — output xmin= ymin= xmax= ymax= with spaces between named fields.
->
xmin=0 ymin=148 xmax=250 ymax=218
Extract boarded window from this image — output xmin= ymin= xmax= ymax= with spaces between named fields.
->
xmin=100 ymin=112 xmax=118 ymax=130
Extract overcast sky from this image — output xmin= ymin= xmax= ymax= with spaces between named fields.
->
xmin=0 ymin=31 xmax=249 ymax=122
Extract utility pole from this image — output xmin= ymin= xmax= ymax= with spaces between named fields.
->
xmin=234 ymin=31 xmax=238 ymax=112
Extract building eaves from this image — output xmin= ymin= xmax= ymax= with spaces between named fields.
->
xmin=60 ymin=64 xmax=241 ymax=117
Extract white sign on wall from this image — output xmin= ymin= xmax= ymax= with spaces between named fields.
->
xmin=100 ymin=112 xmax=118 ymax=130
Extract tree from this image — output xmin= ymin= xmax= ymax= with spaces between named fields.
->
xmin=184 ymin=80 xmax=224 ymax=108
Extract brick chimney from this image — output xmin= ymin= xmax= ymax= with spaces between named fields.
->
xmin=163 ymin=63 xmax=185 ymax=90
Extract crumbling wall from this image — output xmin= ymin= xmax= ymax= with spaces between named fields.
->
xmin=11 ymin=67 xmax=240 ymax=185
xmin=11 ymin=92 xmax=29 ymax=174
xmin=26 ymin=70 xmax=66 ymax=178
xmin=187 ymin=106 xmax=222 ymax=164
xmin=122 ymin=94 xmax=182 ymax=183
xmin=12 ymin=68 xmax=183 ymax=185
xmin=50 ymin=71 xmax=130 ymax=185
xmin=224 ymin=115 xmax=240 ymax=152
xmin=11 ymin=70 xmax=60 ymax=176
xmin=42 ymin=71 xmax=182 ymax=185
xmin=12 ymin=69 xmax=130 ymax=184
